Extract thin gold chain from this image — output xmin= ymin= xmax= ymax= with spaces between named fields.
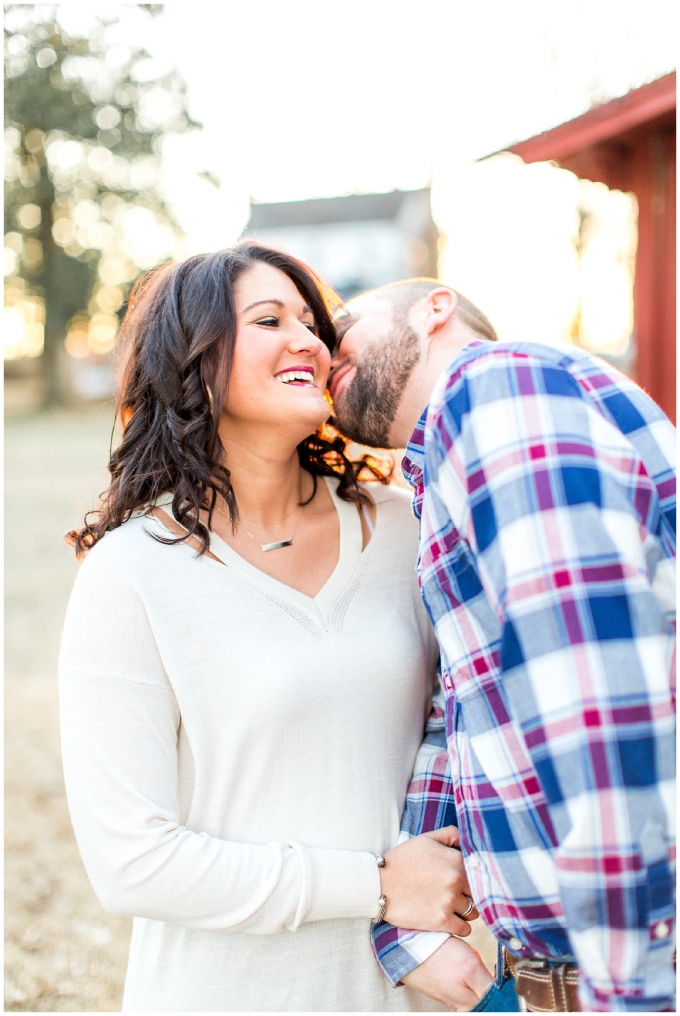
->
xmin=245 ymin=503 xmax=304 ymax=551
xmin=214 ymin=497 xmax=305 ymax=552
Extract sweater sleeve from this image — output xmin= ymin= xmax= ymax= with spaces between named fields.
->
xmin=58 ymin=543 xmax=381 ymax=934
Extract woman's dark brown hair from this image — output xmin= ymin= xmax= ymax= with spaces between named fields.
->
xmin=68 ymin=243 xmax=388 ymax=558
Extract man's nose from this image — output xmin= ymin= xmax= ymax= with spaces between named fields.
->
xmin=330 ymin=315 xmax=356 ymax=368
xmin=329 ymin=344 xmax=351 ymax=376
xmin=329 ymin=331 xmax=351 ymax=370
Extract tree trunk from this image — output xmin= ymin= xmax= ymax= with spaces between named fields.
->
xmin=33 ymin=169 xmax=94 ymax=408
xmin=40 ymin=321 xmax=70 ymax=407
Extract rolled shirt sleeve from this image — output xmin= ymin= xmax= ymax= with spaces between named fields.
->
xmin=371 ymin=683 xmax=455 ymax=984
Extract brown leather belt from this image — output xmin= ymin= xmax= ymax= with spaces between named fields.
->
xmin=504 ymin=949 xmax=580 ymax=1012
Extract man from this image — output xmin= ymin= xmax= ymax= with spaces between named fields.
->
xmin=329 ymin=280 xmax=676 ymax=1012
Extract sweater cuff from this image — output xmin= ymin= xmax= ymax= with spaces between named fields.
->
xmin=304 ymin=847 xmax=381 ymax=923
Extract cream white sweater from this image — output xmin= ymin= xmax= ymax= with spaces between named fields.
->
xmin=59 ymin=478 xmax=446 ymax=1012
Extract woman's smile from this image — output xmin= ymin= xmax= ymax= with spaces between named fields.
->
xmin=275 ymin=364 xmax=317 ymax=387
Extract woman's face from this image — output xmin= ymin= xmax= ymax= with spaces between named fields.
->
xmin=223 ymin=261 xmax=332 ymax=440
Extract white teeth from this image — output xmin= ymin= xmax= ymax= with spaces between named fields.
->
xmin=278 ymin=370 xmax=314 ymax=384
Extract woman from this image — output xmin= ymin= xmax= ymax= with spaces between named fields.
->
xmin=59 ymin=244 xmax=491 ymax=1012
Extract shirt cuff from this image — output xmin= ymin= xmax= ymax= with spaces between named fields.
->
xmin=391 ymin=931 xmax=450 ymax=984
xmin=399 ymin=930 xmax=450 ymax=969
xmin=371 ymin=925 xmax=450 ymax=986
xmin=304 ymin=847 xmax=381 ymax=923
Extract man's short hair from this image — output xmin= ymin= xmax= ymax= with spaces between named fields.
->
xmin=361 ymin=278 xmax=498 ymax=343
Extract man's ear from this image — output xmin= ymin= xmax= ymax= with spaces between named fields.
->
xmin=424 ymin=289 xmax=458 ymax=339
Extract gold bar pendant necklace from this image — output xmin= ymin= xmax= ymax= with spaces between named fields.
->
xmin=244 ymin=503 xmax=304 ymax=552
xmin=216 ymin=499 xmax=304 ymax=553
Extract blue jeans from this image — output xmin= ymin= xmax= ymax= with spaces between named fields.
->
xmin=472 ymin=942 xmax=521 ymax=1012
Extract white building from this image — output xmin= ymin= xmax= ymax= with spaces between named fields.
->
xmin=242 ymin=188 xmax=439 ymax=300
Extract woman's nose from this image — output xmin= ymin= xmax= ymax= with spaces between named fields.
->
xmin=289 ymin=324 xmax=324 ymax=354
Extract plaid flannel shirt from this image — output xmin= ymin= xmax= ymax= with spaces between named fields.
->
xmin=371 ymin=340 xmax=676 ymax=1012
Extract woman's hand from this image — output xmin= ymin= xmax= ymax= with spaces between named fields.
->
xmin=402 ymin=936 xmax=493 ymax=1009
xmin=380 ymin=826 xmax=479 ymax=936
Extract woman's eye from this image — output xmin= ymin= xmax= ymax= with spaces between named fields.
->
xmin=254 ymin=316 xmax=317 ymax=333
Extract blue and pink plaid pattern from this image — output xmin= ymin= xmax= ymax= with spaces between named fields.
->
xmin=372 ymin=340 xmax=676 ymax=1012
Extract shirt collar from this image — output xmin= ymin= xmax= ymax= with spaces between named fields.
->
xmin=401 ymin=340 xmax=488 ymax=517
xmin=402 ymin=408 xmax=426 ymax=485
xmin=401 ymin=408 xmax=427 ymax=518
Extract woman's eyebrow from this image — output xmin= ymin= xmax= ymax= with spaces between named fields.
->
xmin=241 ymin=298 xmax=284 ymax=313
xmin=241 ymin=299 xmax=314 ymax=315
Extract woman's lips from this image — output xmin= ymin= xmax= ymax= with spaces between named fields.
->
xmin=275 ymin=366 xmax=317 ymax=388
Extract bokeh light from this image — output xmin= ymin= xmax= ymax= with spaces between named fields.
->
xmin=4 ymin=2 xmax=194 ymax=391
xmin=435 ymin=154 xmax=638 ymax=354
xmin=4 ymin=288 xmax=44 ymax=359
xmin=576 ymin=182 xmax=636 ymax=356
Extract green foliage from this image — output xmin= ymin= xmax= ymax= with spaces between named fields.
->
xmin=4 ymin=3 xmax=198 ymax=402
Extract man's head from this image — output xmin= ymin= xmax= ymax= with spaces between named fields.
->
xmin=329 ymin=279 xmax=497 ymax=448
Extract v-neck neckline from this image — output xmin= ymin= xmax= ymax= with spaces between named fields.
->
xmin=150 ymin=476 xmax=368 ymax=630
xmin=206 ymin=476 xmax=361 ymax=624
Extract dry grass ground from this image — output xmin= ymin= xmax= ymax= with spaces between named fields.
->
xmin=4 ymin=404 xmax=497 ymax=1013
xmin=5 ymin=405 xmax=131 ymax=1012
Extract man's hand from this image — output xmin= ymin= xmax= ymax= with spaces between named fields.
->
xmin=403 ymin=936 xmax=493 ymax=1010
xmin=380 ymin=826 xmax=479 ymax=936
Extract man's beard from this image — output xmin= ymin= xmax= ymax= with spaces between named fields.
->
xmin=333 ymin=321 xmax=420 ymax=448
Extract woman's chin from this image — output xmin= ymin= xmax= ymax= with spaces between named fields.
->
xmin=297 ymin=403 xmax=332 ymax=435
xmin=288 ymin=392 xmax=331 ymax=424
xmin=263 ymin=397 xmax=331 ymax=443
xmin=226 ymin=388 xmax=331 ymax=434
